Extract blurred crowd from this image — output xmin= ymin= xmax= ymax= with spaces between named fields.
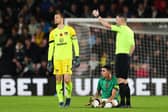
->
xmin=0 ymin=0 xmax=167 ymax=77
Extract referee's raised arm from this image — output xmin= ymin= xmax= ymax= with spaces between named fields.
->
xmin=92 ymin=9 xmax=111 ymax=29
xmin=98 ymin=16 xmax=111 ymax=29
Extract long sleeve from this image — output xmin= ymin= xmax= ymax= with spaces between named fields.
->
xmin=72 ymin=36 xmax=79 ymax=56
xmin=69 ymin=26 xmax=79 ymax=56
xmin=48 ymin=31 xmax=54 ymax=61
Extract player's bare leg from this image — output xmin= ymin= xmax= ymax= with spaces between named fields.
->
xmin=56 ymin=75 xmax=64 ymax=107
xmin=64 ymin=74 xmax=72 ymax=107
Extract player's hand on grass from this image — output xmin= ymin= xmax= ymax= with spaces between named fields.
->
xmin=73 ymin=56 xmax=80 ymax=67
xmin=47 ymin=61 xmax=53 ymax=72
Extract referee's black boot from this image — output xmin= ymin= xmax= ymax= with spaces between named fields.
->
xmin=125 ymin=104 xmax=131 ymax=108
xmin=117 ymin=103 xmax=126 ymax=108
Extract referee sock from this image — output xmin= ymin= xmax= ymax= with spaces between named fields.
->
xmin=65 ymin=81 xmax=73 ymax=98
xmin=125 ymin=84 xmax=131 ymax=106
xmin=56 ymin=82 xmax=64 ymax=103
xmin=119 ymin=83 xmax=126 ymax=105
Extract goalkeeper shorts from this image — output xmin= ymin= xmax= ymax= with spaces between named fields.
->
xmin=53 ymin=59 xmax=72 ymax=75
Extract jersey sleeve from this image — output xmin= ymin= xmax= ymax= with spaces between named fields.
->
xmin=130 ymin=32 xmax=135 ymax=46
xmin=69 ymin=26 xmax=76 ymax=37
xmin=69 ymin=26 xmax=79 ymax=56
xmin=49 ymin=30 xmax=54 ymax=42
xmin=113 ymin=76 xmax=119 ymax=90
xmin=48 ymin=31 xmax=54 ymax=61
xmin=97 ymin=79 xmax=101 ymax=91
xmin=111 ymin=25 xmax=121 ymax=32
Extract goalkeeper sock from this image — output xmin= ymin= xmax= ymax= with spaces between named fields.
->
xmin=119 ymin=83 xmax=126 ymax=105
xmin=65 ymin=81 xmax=73 ymax=98
xmin=56 ymin=82 xmax=64 ymax=103
xmin=125 ymin=84 xmax=131 ymax=106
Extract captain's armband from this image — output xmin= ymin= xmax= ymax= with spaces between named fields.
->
xmin=71 ymin=36 xmax=77 ymax=40
xmin=49 ymin=40 xmax=54 ymax=44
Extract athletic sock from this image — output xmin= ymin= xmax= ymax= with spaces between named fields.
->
xmin=56 ymin=82 xmax=64 ymax=103
xmin=119 ymin=83 xmax=126 ymax=105
xmin=125 ymin=84 xmax=131 ymax=106
xmin=65 ymin=81 xmax=73 ymax=98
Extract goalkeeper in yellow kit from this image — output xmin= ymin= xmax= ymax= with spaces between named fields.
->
xmin=47 ymin=12 xmax=80 ymax=107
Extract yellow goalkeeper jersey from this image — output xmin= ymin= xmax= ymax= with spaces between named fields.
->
xmin=48 ymin=25 xmax=79 ymax=60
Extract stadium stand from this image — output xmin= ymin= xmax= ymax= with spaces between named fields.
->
xmin=0 ymin=0 xmax=167 ymax=77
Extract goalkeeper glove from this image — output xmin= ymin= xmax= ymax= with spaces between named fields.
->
xmin=73 ymin=56 xmax=80 ymax=68
xmin=47 ymin=61 xmax=53 ymax=72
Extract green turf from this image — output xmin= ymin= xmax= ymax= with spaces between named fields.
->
xmin=0 ymin=96 xmax=167 ymax=112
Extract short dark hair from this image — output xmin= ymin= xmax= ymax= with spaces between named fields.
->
xmin=102 ymin=64 xmax=112 ymax=71
xmin=117 ymin=13 xmax=127 ymax=21
xmin=55 ymin=11 xmax=64 ymax=18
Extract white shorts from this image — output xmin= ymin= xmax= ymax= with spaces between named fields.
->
xmin=102 ymin=99 xmax=119 ymax=107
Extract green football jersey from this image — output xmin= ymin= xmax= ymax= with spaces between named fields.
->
xmin=97 ymin=75 xmax=119 ymax=101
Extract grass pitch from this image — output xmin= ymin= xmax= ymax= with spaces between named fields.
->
xmin=0 ymin=96 xmax=167 ymax=112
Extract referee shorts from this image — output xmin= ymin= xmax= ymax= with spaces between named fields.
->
xmin=115 ymin=54 xmax=130 ymax=79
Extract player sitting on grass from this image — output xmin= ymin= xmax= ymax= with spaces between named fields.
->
xmin=88 ymin=64 xmax=120 ymax=108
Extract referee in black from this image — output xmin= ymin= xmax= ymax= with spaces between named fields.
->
xmin=92 ymin=10 xmax=135 ymax=108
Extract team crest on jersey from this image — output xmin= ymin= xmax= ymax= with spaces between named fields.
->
xmin=106 ymin=82 xmax=109 ymax=88
xmin=60 ymin=33 xmax=63 ymax=36
xmin=64 ymin=32 xmax=68 ymax=35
